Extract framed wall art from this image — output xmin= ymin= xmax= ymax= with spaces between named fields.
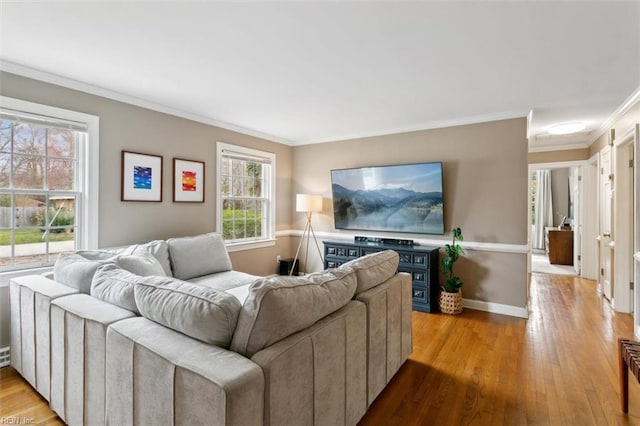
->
xmin=121 ymin=151 xmax=163 ymax=202
xmin=173 ymin=157 xmax=205 ymax=202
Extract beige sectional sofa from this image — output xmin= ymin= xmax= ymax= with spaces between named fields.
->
xmin=9 ymin=232 xmax=412 ymax=425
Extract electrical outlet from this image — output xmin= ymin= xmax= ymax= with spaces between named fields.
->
xmin=277 ymin=255 xmax=281 ymax=264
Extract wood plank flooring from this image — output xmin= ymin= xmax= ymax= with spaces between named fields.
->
xmin=0 ymin=366 xmax=63 ymax=425
xmin=359 ymin=273 xmax=640 ymax=425
xmin=0 ymin=272 xmax=638 ymax=425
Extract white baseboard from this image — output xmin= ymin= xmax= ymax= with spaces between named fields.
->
xmin=462 ymin=298 xmax=529 ymax=319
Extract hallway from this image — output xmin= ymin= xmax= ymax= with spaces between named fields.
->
xmin=531 ymin=252 xmax=577 ymax=276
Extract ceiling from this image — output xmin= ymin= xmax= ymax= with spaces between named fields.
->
xmin=1 ymin=1 xmax=639 ymax=151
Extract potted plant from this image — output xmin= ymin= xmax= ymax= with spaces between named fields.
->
xmin=440 ymin=227 xmax=464 ymax=314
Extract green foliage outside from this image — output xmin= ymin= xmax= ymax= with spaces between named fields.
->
xmin=0 ymin=229 xmax=73 ymax=245
xmin=222 ymin=209 xmax=263 ymax=240
xmin=441 ymin=227 xmax=464 ymax=293
xmin=39 ymin=209 xmax=75 ymax=233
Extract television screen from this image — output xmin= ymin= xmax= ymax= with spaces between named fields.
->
xmin=331 ymin=162 xmax=444 ymax=235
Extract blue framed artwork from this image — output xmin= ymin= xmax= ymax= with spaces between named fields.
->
xmin=121 ymin=151 xmax=163 ymax=202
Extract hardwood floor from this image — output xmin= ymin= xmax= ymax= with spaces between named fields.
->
xmin=1 ymin=272 xmax=638 ymax=425
xmin=360 ymin=273 xmax=640 ymax=425
xmin=0 ymin=366 xmax=63 ymax=425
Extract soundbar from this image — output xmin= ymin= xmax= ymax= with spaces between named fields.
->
xmin=354 ymin=236 xmax=414 ymax=246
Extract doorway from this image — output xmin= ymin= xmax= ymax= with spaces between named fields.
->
xmin=528 ymin=162 xmax=586 ymax=276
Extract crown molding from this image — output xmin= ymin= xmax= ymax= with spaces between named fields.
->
xmin=0 ymin=60 xmax=293 ymax=146
xmin=294 ymin=110 xmax=529 ymax=146
xmin=527 ymin=142 xmax=590 ymax=153
xmin=589 ymin=84 xmax=640 ymax=146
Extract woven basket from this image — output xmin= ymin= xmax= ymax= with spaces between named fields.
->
xmin=439 ymin=290 xmax=463 ymax=315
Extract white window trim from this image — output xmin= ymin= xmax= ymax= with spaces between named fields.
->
xmin=0 ymin=96 xmax=99 ymax=276
xmin=216 ymin=142 xmax=275 ymax=251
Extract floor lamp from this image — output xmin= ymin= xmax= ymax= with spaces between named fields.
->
xmin=291 ymin=194 xmax=324 ymax=275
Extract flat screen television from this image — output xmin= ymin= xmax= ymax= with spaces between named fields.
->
xmin=331 ymin=162 xmax=444 ymax=235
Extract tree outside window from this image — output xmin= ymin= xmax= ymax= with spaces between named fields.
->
xmin=0 ymin=119 xmax=79 ymax=269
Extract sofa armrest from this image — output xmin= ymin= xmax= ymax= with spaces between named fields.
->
xmin=355 ymin=272 xmax=412 ymax=405
xmin=9 ymin=275 xmax=78 ymax=400
xmin=50 ymin=294 xmax=136 ymax=425
xmin=251 ymin=300 xmax=368 ymax=426
xmin=106 ymin=317 xmax=264 ymax=426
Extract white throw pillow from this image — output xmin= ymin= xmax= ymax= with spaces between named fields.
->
xmin=115 ymin=251 xmax=166 ymax=277
xmin=124 ymin=240 xmax=173 ymax=277
xmin=230 ymin=266 xmax=357 ymax=357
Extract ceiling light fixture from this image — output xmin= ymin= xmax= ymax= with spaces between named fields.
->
xmin=547 ymin=122 xmax=587 ymax=135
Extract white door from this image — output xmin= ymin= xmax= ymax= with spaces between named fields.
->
xmin=582 ymin=156 xmax=599 ymax=280
xmin=571 ymin=166 xmax=582 ymax=275
xmin=600 ymin=147 xmax=613 ymax=301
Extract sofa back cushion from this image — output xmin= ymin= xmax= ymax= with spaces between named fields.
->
xmin=134 ymin=275 xmax=241 ymax=347
xmin=125 ymin=240 xmax=173 ymax=277
xmin=167 ymin=233 xmax=232 ymax=280
xmin=91 ymin=264 xmax=140 ymax=314
xmin=54 ymin=251 xmax=166 ymax=294
xmin=115 ymin=250 xmax=166 ymax=277
xmin=230 ymin=267 xmax=357 ymax=358
xmin=54 ymin=253 xmax=105 ymax=294
xmin=339 ymin=250 xmax=399 ymax=294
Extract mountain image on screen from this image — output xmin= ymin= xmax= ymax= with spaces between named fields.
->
xmin=331 ymin=163 xmax=444 ymax=235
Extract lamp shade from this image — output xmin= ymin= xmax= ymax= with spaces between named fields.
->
xmin=296 ymin=194 xmax=323 ymax=212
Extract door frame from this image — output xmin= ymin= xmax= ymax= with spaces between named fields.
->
xmin=613 ymin=123 xmax=640 ymax=335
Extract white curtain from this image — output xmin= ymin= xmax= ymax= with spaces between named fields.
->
xmin=533 ymin=170 xmax=554 ymax=250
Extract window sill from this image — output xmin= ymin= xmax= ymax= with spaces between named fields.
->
xmin=0 ymin=266 xmax=54 ymax=287
xmin=225 ymin=239 xmax=276 ymax=253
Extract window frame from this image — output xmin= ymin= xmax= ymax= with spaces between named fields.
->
xmin=216 ymin=142 xmax=276 ymax=252
xmin=0 ymin=96 xmax=99 ymax=273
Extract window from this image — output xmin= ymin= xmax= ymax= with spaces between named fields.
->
xmin=216 ymin=142 xmax=275 ymax=250
xmin=0 ymin=97 xmax=99 ymax=272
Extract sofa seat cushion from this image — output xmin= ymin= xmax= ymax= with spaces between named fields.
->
xmin=167 ymin=233 xmax=232 ymax=280
xmin=91 ymin=264 xmax=141 ymax=314
xmin=134 ymin=276 xmax=241 ymax=347
xmin=339 ymin=250 xmax=399 ymax=294
xmin=224 ymin=284 xmax=251 ymax=305
xmin=188 ymin=270 xmax=259 ymax=292
xmin=54 ymin=251 xmax=166 ymax=294
xmin=230 ymin=267 xmax=357 ymax=357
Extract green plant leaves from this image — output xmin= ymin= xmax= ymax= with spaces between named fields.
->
xmin=441 ymin=227 xmax=464 ymax=292
xmin=444 ymin=276 xmax=463 ymax=293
